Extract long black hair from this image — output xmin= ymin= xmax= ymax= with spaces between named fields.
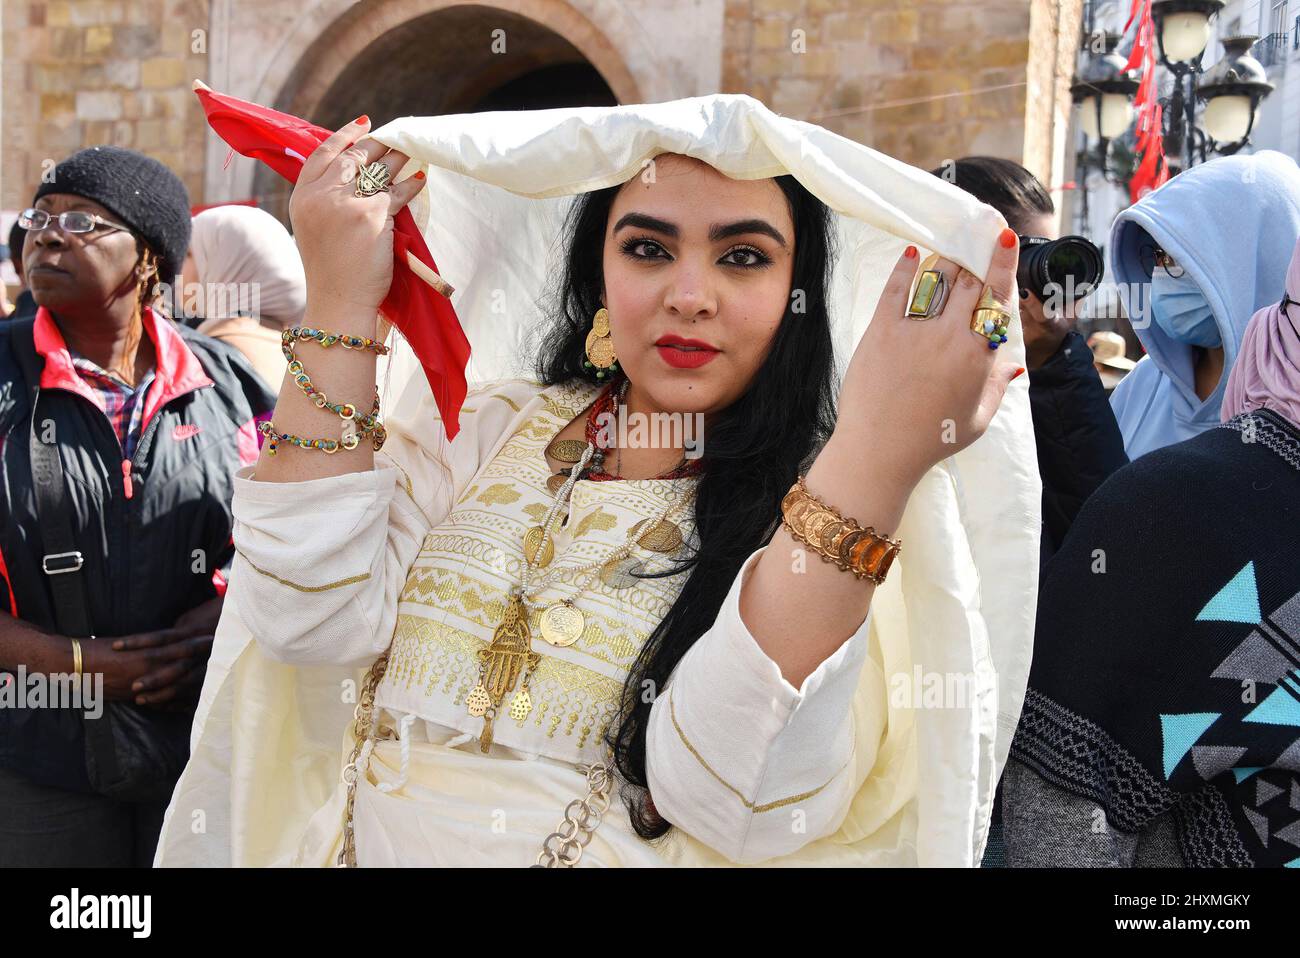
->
xmin=535 ymin=172 xmax=839 ymax=840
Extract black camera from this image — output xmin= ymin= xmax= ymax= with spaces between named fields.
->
xmin=1017 ymin=235 xmax=1104 ymax=303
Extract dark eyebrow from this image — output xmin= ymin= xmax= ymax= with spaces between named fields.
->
xmin=613 ymin=212 xmax=678 ymax=238
xmin=709 ymin=219 xmax=787 ymax=248
xmin=613 ymin=211 xmax=785 ymax=248
xmin=613 ymin=212 xmax=788 ymax=249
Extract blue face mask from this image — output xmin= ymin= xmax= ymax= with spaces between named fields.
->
xmin=1150 ymin=269 xmax=1222 ymax=348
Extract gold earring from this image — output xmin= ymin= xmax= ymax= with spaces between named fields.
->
xmin=583 ymin=307 xmax=618 ymax=380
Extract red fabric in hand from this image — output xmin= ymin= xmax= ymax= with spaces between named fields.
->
xmin=194 ymin=86 xmax=471 ymax=439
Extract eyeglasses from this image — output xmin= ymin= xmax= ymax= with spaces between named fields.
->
xmin=1138 ymin=242 xmax=1185 ymax=278
xmin=18 ymin=208 xmax=133 ymax=236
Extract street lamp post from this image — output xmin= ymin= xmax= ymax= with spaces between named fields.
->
xmin=1150 ymin=0 xmax=1274 ymax=168
xmin=1151 ymin=0 xmax=1224 ymax=169
xmin=1071 ymin=33 xmax=1139 ymax=233
xmin=1070 ymin=0 xmax=1275 ymax=235
xmin=1197 ymin=35 xmax=1276 ymax=153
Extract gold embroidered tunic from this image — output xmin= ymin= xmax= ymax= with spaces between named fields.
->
xmin=225 ymin=379 xmax=898 ymax=865
xmin=380 ymin=380 xmax=698 ymax=765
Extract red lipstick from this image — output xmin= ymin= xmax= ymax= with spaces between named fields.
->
xmin=655 ymin=334 xmax=719 ymax=369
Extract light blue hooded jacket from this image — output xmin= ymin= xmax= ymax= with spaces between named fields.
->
xmin=1108 ymin=150 xmax=1300 ymax=461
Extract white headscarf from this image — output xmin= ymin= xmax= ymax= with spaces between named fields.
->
xmin=189 ymin=204 xmax=307 ymax=327
xmin=157 ymin=95 xmax=1041 ymax=867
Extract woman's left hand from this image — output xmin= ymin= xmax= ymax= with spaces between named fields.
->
xmin=834 ymin=229 xmax=1025 ymax=493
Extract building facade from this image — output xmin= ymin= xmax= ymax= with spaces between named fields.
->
xmin=4 ymin=0 xmax=1083 ymax=246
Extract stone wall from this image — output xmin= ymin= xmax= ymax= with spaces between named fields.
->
xmin=3 ymin=0 xmax=212 ymax=210
xmin=721 ymin=0 xmax=1082 ymax=195
xmin=2 ymin=0 xmax=1083 ymax=215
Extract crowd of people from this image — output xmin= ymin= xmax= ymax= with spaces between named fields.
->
xmin=1 ymin=108 xmax=1297 ymax=869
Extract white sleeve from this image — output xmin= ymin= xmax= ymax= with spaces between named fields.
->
xmin=227 ymin=463 xmax=423 ymax=666
xmin=227 ymin=381 xmax=532 ymax=667
xmin=645 ymin=547 xmax=876 ymax=864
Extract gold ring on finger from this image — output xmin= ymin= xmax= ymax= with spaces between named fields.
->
xmin=971 ymin=286 xmax=1013 ymax=349
xmin=906 ymin=256 xmax=951 ymax=320
xmin=355 ymin=160 xmax=393 ymax=198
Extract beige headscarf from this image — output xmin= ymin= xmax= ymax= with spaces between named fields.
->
xmin=190 ymin=205 xmax=307 ymax=390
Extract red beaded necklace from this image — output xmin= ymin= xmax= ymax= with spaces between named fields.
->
xmin=581 ymin=378 xmax=704 ymax=482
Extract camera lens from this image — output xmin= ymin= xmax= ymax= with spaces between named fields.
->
xmin=1017 ymin=235 xmax=1104 ymax=302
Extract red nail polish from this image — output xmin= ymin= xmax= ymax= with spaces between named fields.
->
xmin=355 ymin=114 xmax=369 ymax=125
xmin=413 ymin=170 xmax=426 ymax=180
xmin=904 ymin=245 xmax=917 ymax=259
xmin=999 ymin=228 xmax=1017 ymax=249
xmin=1012 ymin=366 xmax=1026 ymax=380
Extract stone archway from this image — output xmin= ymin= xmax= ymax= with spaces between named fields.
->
xmin=281 ymin=2 xmax=631 ymax=124
xmin=239 ymin=0 xmax=640 ymax=214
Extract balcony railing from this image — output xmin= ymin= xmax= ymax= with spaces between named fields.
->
xmin=1253 ymin=31 xmax=1290 ymax=68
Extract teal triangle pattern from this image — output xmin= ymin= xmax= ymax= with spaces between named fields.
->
xmin=1196 ymin=562 xmax=1261 ymax=624
xmin=1288 ymin=858 xmax=1300 ymax=868
xmin=1233 ymin=767 xmax=1264 ymax=783
xmin=1160 ymin=712 xmax=1220 ymax=779
xmin=1243 ymin=678 xmax=1300 ymax=728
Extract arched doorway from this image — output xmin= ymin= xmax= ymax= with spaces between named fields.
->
xmin=252 ymin=2 xmax=630 ymax=216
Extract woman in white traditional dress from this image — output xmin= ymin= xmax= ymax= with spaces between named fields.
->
xmin=155 ymin=97 xmax=1041 ymax=867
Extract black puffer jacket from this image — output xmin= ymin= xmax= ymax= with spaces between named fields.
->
xmin=0 ymin=307 xmax=275 ymax=791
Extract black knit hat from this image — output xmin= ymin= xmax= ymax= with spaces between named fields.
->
xmin=33 ymin=145 xmax=191 ymax=284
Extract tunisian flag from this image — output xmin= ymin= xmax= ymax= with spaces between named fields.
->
xmin=193 ymin=83 xmax=471 ymax=439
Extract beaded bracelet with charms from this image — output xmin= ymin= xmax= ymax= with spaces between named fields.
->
xmin=258 ymin=389 xmax=385 ymax=456
xmin=281 ymin=325 xmax=390 ymax=357
xmin=262 ymin=325 xmax=390 ymax=455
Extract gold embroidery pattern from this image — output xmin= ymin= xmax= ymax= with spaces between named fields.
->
xmin=522 ymin=502 xmax=550 ymax=523
xmin=396 ymin=566 xmax=646 ymax=669
xmin=575 ymin=507 xmax=618 ymax=538
xmin=540 ymin=381 xmax=598 ymax=424
xmin=389 ymin=612 xmax=622 ymax=750
xmin=476 ymin=482 xmax=523 ymax=506
xmin=236 ymin=549 xmax=371 ymax=593
xmin=400 ymin=547 xmax=678 ymax=625
xmin=667 ymin=687 xmax=851 ymax=813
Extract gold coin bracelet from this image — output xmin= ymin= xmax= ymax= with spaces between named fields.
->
xmin=259 ymin=325 xmax=391 ymax=456
xmin=781 ymin=475 xmax=902 ymax=584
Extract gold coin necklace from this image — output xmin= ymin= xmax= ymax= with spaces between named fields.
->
xmin=469 ymin=379 xmax=696 ymax=751
xmin=528 ymin=489 xmax=695 ymax=648
xmin=467 ymin=455 xmax=695 ymax=750
xmin=466 ymin=442 xmax=596 ymax=752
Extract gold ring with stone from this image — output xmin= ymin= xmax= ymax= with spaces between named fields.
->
xmin=354 ymin=161 xmax=393 ymax=198
xmin=971 ymin=286 xmax=1014 ymax=349
xmin=906 ymin=268 xmax=949 ymax=319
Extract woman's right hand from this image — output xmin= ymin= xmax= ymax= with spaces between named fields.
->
xmin=289 ymin=115 xmax=427 ymax=322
